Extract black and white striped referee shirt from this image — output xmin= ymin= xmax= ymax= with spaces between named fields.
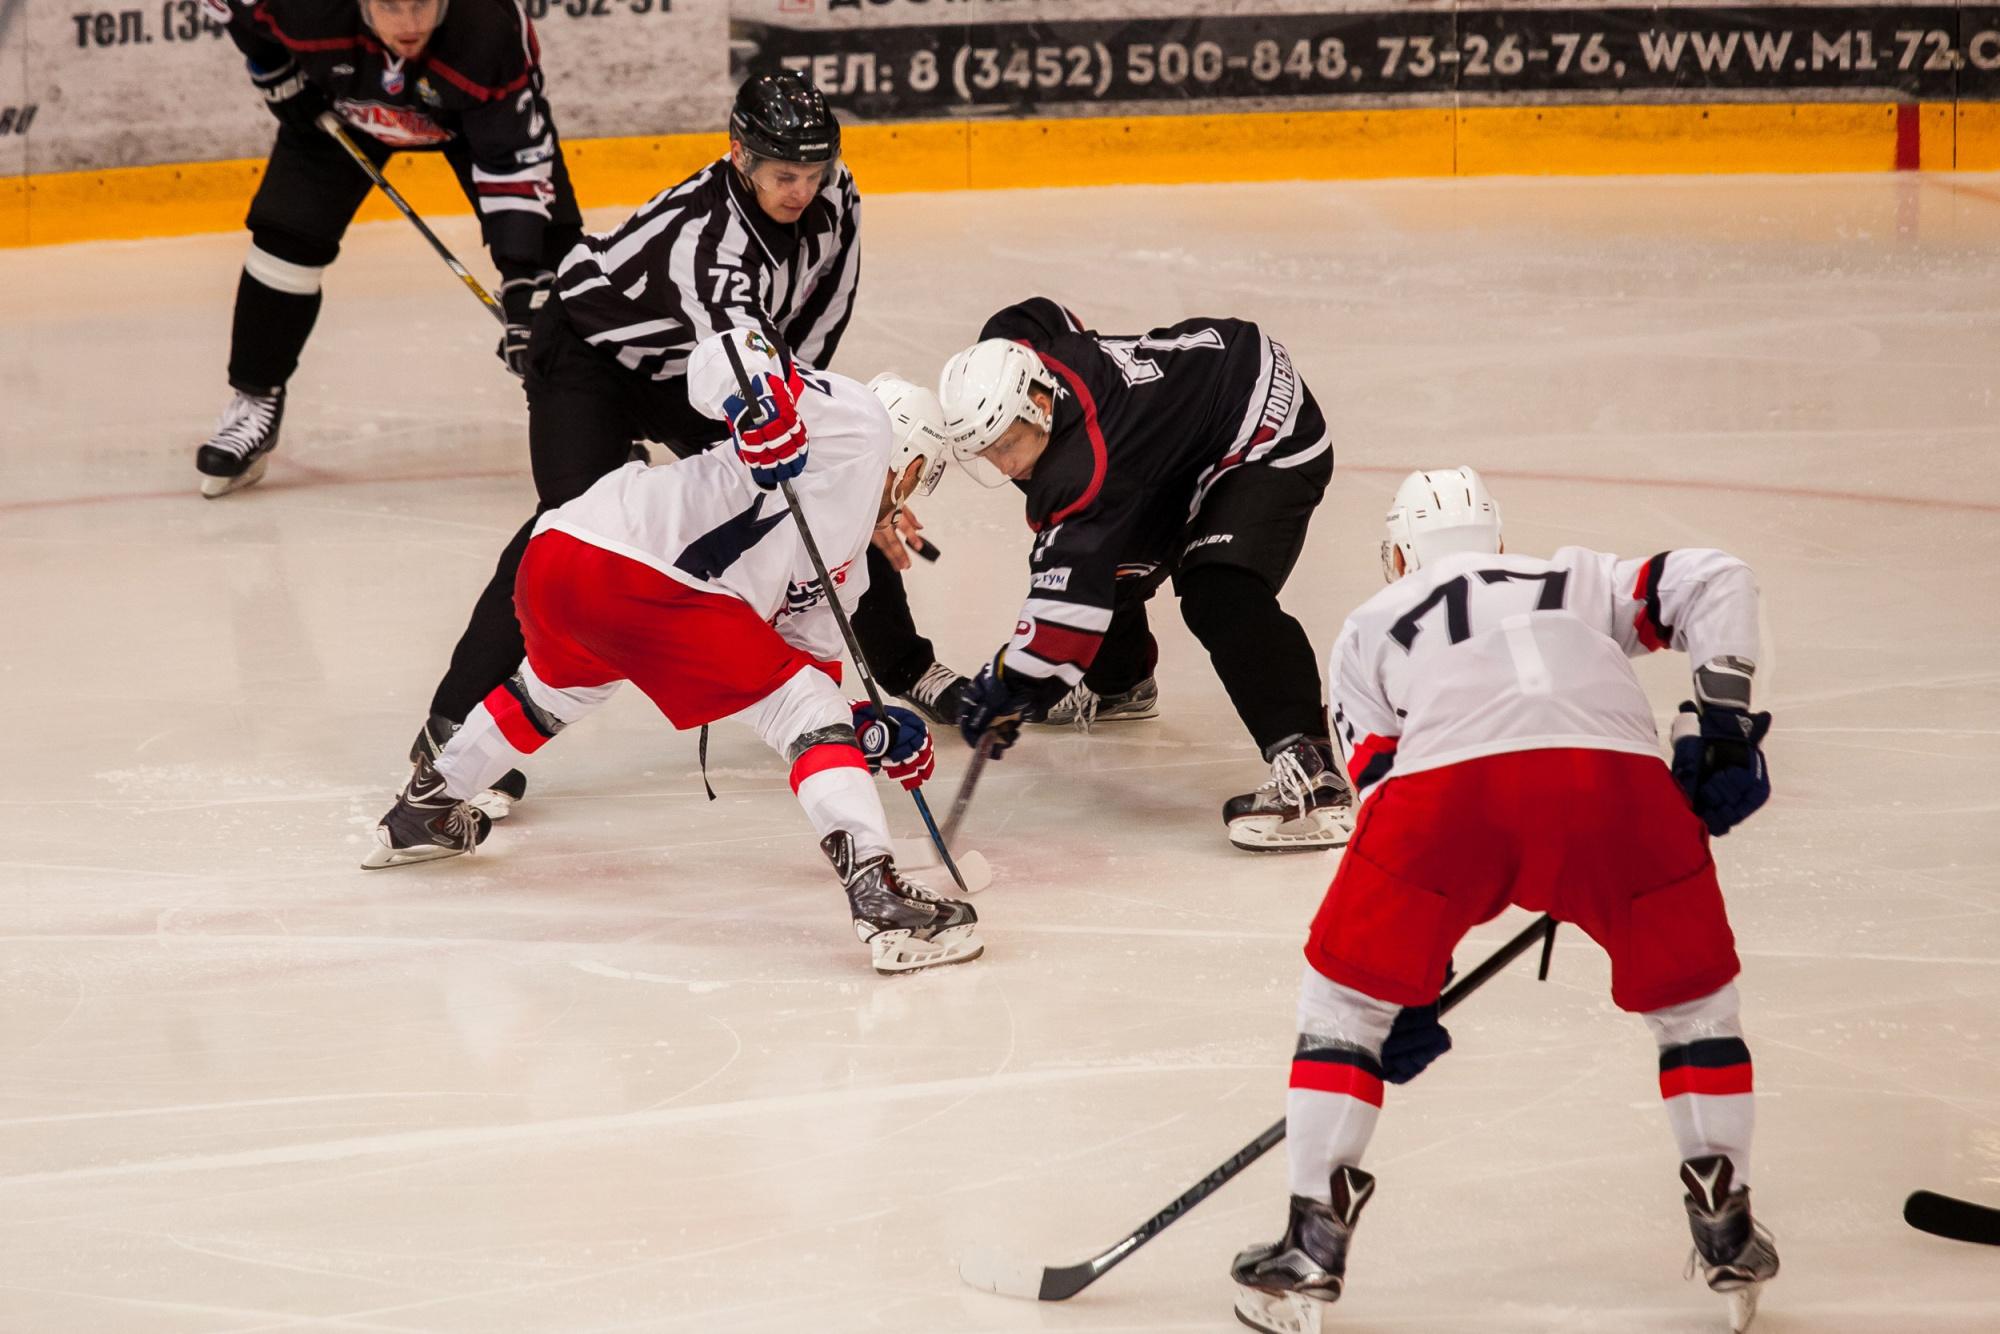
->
xmin=552 ymin=158 xmax=861 ymax=381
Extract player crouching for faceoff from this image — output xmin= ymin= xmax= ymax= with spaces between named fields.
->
xmin=1233 ymin=469 xmax=1779 ymax=1334
xmin=936 ymin=304 xmax=1354 ymax=852
xmin=360 ymin=328 xmax=981 ymax=976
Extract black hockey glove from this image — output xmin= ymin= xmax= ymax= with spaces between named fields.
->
xmin=1670 ymin=701 xmax=1772 ymax=837
xmin=1380 ymin=962 xmax=1454 ymax=1084
xmin=248 ymin=58 xmax=329 ymax=135
xmin=496 ymin=273 xmax=551 ymax=380
xmin=959 ymin=654 xmax=1034 ymax=757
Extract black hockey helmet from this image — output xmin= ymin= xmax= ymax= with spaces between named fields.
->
xmin=730 ymin=72 xmax=841 ymax=166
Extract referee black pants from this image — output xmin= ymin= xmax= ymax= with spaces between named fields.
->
xmin=427 ymin=299 xmax=723 ymax=722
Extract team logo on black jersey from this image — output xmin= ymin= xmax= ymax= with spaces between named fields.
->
xmin=416 ymin=78 xmax=441 ymax=107
xmin=382 ymin=64 xmax=406 ymax=96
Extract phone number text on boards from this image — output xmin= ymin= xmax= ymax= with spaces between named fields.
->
xmin=773 ymin=17 xmax=2000 ymax=103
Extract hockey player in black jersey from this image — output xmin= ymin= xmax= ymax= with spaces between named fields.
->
xmin=940 ymin=297 xmax=1355 ymax=851
xmin=195 ymin=0 xmax=582 ymax=497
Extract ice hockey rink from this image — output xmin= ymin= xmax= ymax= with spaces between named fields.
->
xmin=4 ymin=171 xmax=1998 ymax=1332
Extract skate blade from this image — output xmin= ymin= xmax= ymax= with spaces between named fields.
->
xmin=887 ymin=843 xmax=993 ymax=893
xmin=1227 ymin=808 xmax=1353 ymax=853
xmin=1727 ymin=1283 xmax=1761 ymax=1332
xmin=871 ymin=924 xmax=984 ymax=975
xmin=1031 ymin=705 xmax=1159 ymax=728
xmin=199 ymin=454 xmax=269 ymax=499
xmin=1233 ymin=1287 xmax=1326 ymax=1334
xmin=360 ymin=833 xmax=474 ymax=870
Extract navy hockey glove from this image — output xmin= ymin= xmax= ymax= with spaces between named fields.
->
xmin=1380 ymin=963 xmax=1454 ymax=1084
xmin=726 ymin=371 xmax=808 ymax=489
xmin=248 ymin=58 xmax=329 ymax=134
xmin=1670 ymin=701 xmax=1773 ymax=837
xmin=496 ymin=273 xmax=551 ymax=380
xmin=958 ymin=656 xmax=1032 ymax=757
xmin=851 ymin=701 xmax=934 ymax=790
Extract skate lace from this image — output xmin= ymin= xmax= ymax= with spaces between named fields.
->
xmin=438 ymin=802 xmax=482 ymax=856
xmin=1271 ymin=750 xmax=1313 ymax=812
xmin=910 ymin=662 xmax=958 ymax=708
xmin=889 ymin=865 xmax=943 ymax=903
xmin=210 ymin=392 xmax=278 ymax=460
xmin=1048 ymin=682 xmax=1099 ymax=732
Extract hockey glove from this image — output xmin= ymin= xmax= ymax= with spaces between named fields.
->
xmin=726 ymin=371 xmax=808 ymax=490
xmin=249 ymin=58 xmax=329 ymax=134
xmin=495 ymin=273 xmax=551 ymax=380
xmin=1670 ymin=701 xmax=1773 ymax=837
xmin=1380 ymin=963 xmax=1454 ymax=1084
xmin=959 ymin=655 xmax=1034 ymax=757
xmin=852 ymin=701 xmax=935 ymax=790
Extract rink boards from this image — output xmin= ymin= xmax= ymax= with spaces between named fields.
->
xmin=5 ymin=99 xmax=1997 ymax=248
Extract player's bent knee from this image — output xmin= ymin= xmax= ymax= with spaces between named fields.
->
xmin=244 ymin=241 xmax=328 ymax=296
xmin=1176 ymin=563 xmax=1277 ymax=638
xmin=514 ymin=660 xmax=617 ymax=727
xmin=1297 ymin=964 xmax=1400 ymax=1053
xmin=1641 ymin=982 xmax=1744 ymax=1047
xmin=246 ymin=225 xmax=341 ymax=276
xmin=739 ymin=665 xmax=852 ymax=758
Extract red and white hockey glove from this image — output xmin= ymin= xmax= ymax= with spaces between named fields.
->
xmin=852 ymin=701 xmax=935 ymax=790
xmin=727 ymin=370 xmax=808 ymax=490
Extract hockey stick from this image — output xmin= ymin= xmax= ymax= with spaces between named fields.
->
xmin=1905 ymin=1190 xmax=2000 ymax=1245
xmin=942 ymin=739 xmax=992 ymax=849
xmin=317 ymin=113 xmax=506 ymax=326
xmin=960 ymin=911 xmax=1559 ymax=1302
xmin=718 ymin=329 xmax=988 ymax=895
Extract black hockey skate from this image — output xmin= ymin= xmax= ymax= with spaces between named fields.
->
xmin=196 ymin=387 xmax=285 ymax=498
xmin=1224 ymin=735 xmax=1356 ymax=852
xmin=411 ymin=714 xmax=528 ymax=821
xmin=361 ymin=754 xmax=492 ymax=870
xmin=900 ymin=662 xmax=969 ymax=730
xmin=1231 ymin=1166 xmax=1376 ymax=1334
xmin=1035 ymin=675 xmax=1160 ymax=730
xmin=1681 ymin=1155 xmax=1779 ymax=1332
xmin=821 ymin=831 xmax=983 ymax=975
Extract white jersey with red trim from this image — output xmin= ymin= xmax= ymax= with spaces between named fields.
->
xmin=532 ymin=352 xmax=887 ymax=665
xmin=1327 ymin=546 xmax=1760 ymax=802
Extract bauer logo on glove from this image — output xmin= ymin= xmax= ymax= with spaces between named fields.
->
xmin=851 ymin=702 xmax=935 ymax=790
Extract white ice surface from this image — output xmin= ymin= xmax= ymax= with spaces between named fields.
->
xmin=3 ymin=172 xmax=1998 ymax=1332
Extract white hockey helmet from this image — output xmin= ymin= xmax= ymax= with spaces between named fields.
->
xmin=1382 ymin=467 xmax=1502 ymax=581
xmin=868 ymin=372 xmax=948 ymax=500
xmin=937 ymin=339 xmax=1057 ymax=486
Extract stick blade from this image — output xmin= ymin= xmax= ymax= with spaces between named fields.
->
xmin=957 ymin=1246 xmax=1046 ymax=1299
xmin=954 ymin=849 xmax=994 ymax=894
xmin=1905 ymin=1190 xmax=2000 ymax=1244
xmin=890 ymin=843 xmax=993 ymax=894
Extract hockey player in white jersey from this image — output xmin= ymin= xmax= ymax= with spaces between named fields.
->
xmin=1233 ymin=468 xmax=1778 ymax=1333
xmin=359 ymin=327 xmax=980 ymax=976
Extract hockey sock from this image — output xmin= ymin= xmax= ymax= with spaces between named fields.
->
xmin=1287 ymin=965 xmax=1400 ymax=1202
xmin=1644 ymin=983 xmax=1755 ymax=1186
xmin=736 ymin=666 xmax=897 ymax=861
xmin=227 ymin=251 xmax=324 ymax=393
xmin=434 ymin=664 xmax=608 ymax=800
xmin=1176 ymin=564 xmax=1324 ymax=750
xmin=790 ymin=745 xmax=893 ymax=862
